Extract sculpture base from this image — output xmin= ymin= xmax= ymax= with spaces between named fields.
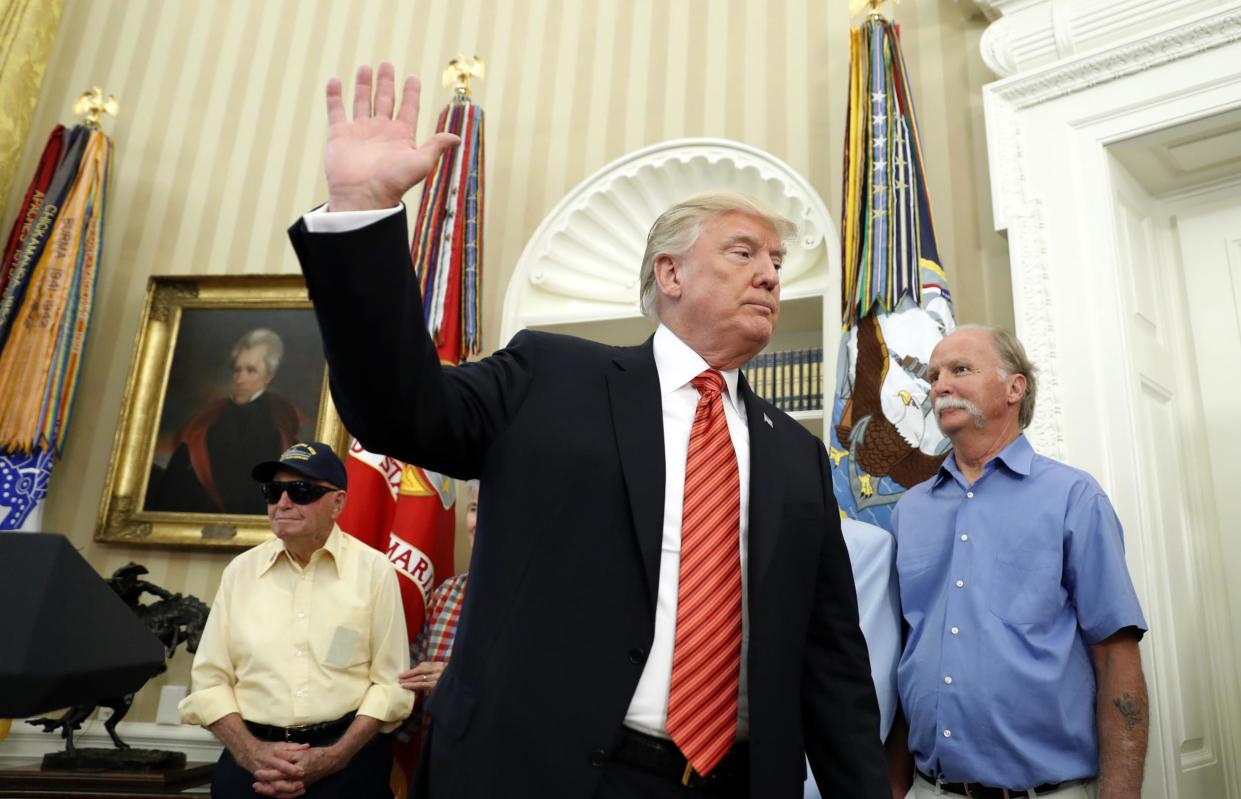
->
xmin=41 ymin=747 xmax=187 ymax=772
xmin=0 ymin=760 xmax=212 ymax=797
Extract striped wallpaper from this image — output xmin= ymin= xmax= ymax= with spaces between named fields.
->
xmin=1 ymin=0 xmax=1010 ymax=721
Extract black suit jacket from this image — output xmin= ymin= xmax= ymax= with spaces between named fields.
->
xmin=290 ymin=211 xmax=888 ymax=798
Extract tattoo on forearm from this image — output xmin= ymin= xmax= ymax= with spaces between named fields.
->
xmin=1112 ymin=692 xmax=1145 ymax=732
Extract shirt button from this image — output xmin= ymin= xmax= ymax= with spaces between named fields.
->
xmin=296 ymin=690 xmax=305 ymax=697
xmin=297 ymin=612 xmax=306 ymax=619
xmin=966 ymin=491 xmax=974 ymax=498
xmin=951 ymin=626 xmax=960 ymax=635
xmin=960 ymin=533 xmax=969 ymax=542
xmin=956 ymin=579 xmax=965 ymax=588
xmin=944 ymin=676 xmax=953 ymax=685
xmin=943 ymin=729 xmax=952 ymax=738
xmin=297 ymin=650 xmax=304 ymax=657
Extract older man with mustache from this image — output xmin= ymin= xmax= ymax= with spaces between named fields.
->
xmin=886 ymin=326 xmax=1149 ymax=799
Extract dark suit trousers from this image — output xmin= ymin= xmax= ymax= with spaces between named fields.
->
xmin=211 ymin=734 xmax=393 ymax=799
xmin=593 ymin=760 xmax=749 ymax=799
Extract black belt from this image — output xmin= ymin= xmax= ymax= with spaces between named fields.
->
xmin=611 ymin=727 xmax=748 ymax=792
xmin=918 ymin=769 xmax=1066 ymax=798
xmin=245 ymin=712 xmax=356 ymax=744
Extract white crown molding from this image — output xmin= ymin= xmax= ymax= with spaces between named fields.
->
xmin=0 ymin=721 xmax=220 ymax=765
xmin=986 ymin=6 xmax=1241 ymax=103
xmin=979 ymin=0 xmax=1237 ymax=80
xmin=1155 ymin=170 xmax=1241 ymax=204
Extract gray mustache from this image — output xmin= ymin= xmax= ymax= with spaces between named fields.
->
xmin=933 ymin=396 xmax=985 ymax=428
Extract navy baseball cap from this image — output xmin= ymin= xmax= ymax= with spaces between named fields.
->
xmin=251 ymin=441 xmax=348 ymax=489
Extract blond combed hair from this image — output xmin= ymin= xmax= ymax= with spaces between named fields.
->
xmin=638 ymin=192 xmax=797 ymax=317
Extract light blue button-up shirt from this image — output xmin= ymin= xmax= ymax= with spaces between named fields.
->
xmin=892 ymin=434 xmax=1147 ymax=788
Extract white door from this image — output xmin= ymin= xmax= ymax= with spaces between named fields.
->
xmin=1109 ymin=161 xmax=1241 ymax=798
xmin=1171 ymin=191 xmax=1241 ymax=716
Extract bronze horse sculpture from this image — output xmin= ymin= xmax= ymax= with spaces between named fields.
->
xmin=27 ymin=564 xmax=209 ymax=756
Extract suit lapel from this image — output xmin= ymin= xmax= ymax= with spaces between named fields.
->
xmin=742 ymin=375 xmax=784 ymax=593
xmin=607 ymin=338 xmax=665 ymax=613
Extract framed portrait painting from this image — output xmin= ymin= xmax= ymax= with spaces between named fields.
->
xmin=95 ymin=275 xmax=348 ymax=549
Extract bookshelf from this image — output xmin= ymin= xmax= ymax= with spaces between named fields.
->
xmin=501 ymin=139 xmax=841 ymax=442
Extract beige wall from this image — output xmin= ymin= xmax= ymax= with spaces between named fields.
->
xmin=1 ymin=0 xmax=1010 ymax=722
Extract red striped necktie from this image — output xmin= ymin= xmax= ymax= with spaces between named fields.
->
xmin=665 ymin=369 xmax=742 ymax=778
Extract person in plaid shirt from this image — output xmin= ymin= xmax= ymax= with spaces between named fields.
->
xmin=398 ymin=480 xmax=478 ymax=713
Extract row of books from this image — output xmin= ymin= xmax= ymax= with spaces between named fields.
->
xmin=742 ymin=348 xmax=824 ymax=413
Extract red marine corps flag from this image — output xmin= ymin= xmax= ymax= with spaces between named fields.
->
xmin=335 ymin=56 xmax=485 ymax=798
xmin=336 ymin=447 xmax=456 ymax=639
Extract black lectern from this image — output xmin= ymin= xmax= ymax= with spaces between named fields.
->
xmin=0 ymin=532 xmax=165 ymax=718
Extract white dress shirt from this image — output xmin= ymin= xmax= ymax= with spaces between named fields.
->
xmin=302 ymin=202 xmax=397 ymax=233
xmin=623 ymin=324 xmax=751 ymax=740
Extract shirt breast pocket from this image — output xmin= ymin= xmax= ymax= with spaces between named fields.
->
xmin=312 ymin=609 xmax=372 ymax=669
xmin=987 ymin=546 xmax=1063 ymax=625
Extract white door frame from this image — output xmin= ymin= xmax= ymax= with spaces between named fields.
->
xmin=982 ymin=6 xmax=1241 ymax=797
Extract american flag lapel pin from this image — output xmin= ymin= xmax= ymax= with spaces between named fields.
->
xmin=763 ymin=413 xmax=773 ymax=428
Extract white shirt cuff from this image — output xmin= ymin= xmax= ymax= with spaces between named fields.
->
xmin=302 ymin=202 xmax=403 ymax=233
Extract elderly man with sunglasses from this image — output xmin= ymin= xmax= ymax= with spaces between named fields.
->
xmin=180 ymin=441 xmax=413 ymax=799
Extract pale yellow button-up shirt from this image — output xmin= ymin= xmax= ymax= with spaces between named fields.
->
xmin=179 ymin=525 xmax=413 ymax=733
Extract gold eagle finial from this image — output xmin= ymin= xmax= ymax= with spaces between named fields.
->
xmin=73 ymin=87 xmax=119 ymax=129
xmin=849 ymin=0 xmax=898 ymax=19
xmin=442 ymin=54 xmax=485 ymax=102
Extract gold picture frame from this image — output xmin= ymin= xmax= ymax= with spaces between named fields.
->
xmin=95 ymin=275 xmax=348 ymax=549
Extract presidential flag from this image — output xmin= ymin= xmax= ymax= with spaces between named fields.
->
xmin=829 ymin=15 xmax=956 ymax=531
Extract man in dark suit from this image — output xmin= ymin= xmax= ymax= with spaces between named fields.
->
xmin=288 ymin=62 xmax=887 ymax=799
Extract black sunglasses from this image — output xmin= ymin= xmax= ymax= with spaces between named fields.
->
xmin=260 ymin=480 xmax=340 ymax=505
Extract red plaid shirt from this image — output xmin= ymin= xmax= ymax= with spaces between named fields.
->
xmin=412 ymin=572 xmax=469 ymax=665
xmin=396 ymin=573 xmax=469 ymax=744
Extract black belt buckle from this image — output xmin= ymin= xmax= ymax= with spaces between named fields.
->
xmin=282 ymin=722 xmax=315 ymax=742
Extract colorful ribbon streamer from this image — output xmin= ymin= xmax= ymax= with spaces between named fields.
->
xmin=410 ymin=99 xmax=485 ymax=365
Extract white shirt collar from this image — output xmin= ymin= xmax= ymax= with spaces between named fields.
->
xmin=652 ymin=324 xmax=744 ymax=415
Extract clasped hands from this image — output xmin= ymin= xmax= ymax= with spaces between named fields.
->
xmin=246 ymin=739 xmax=341 ymax=799
xmin=324 ymin=62 xmax=461 ymax=213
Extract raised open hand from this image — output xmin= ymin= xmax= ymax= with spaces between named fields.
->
xmin=324 ymin=62 xmax=461 ymax=212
